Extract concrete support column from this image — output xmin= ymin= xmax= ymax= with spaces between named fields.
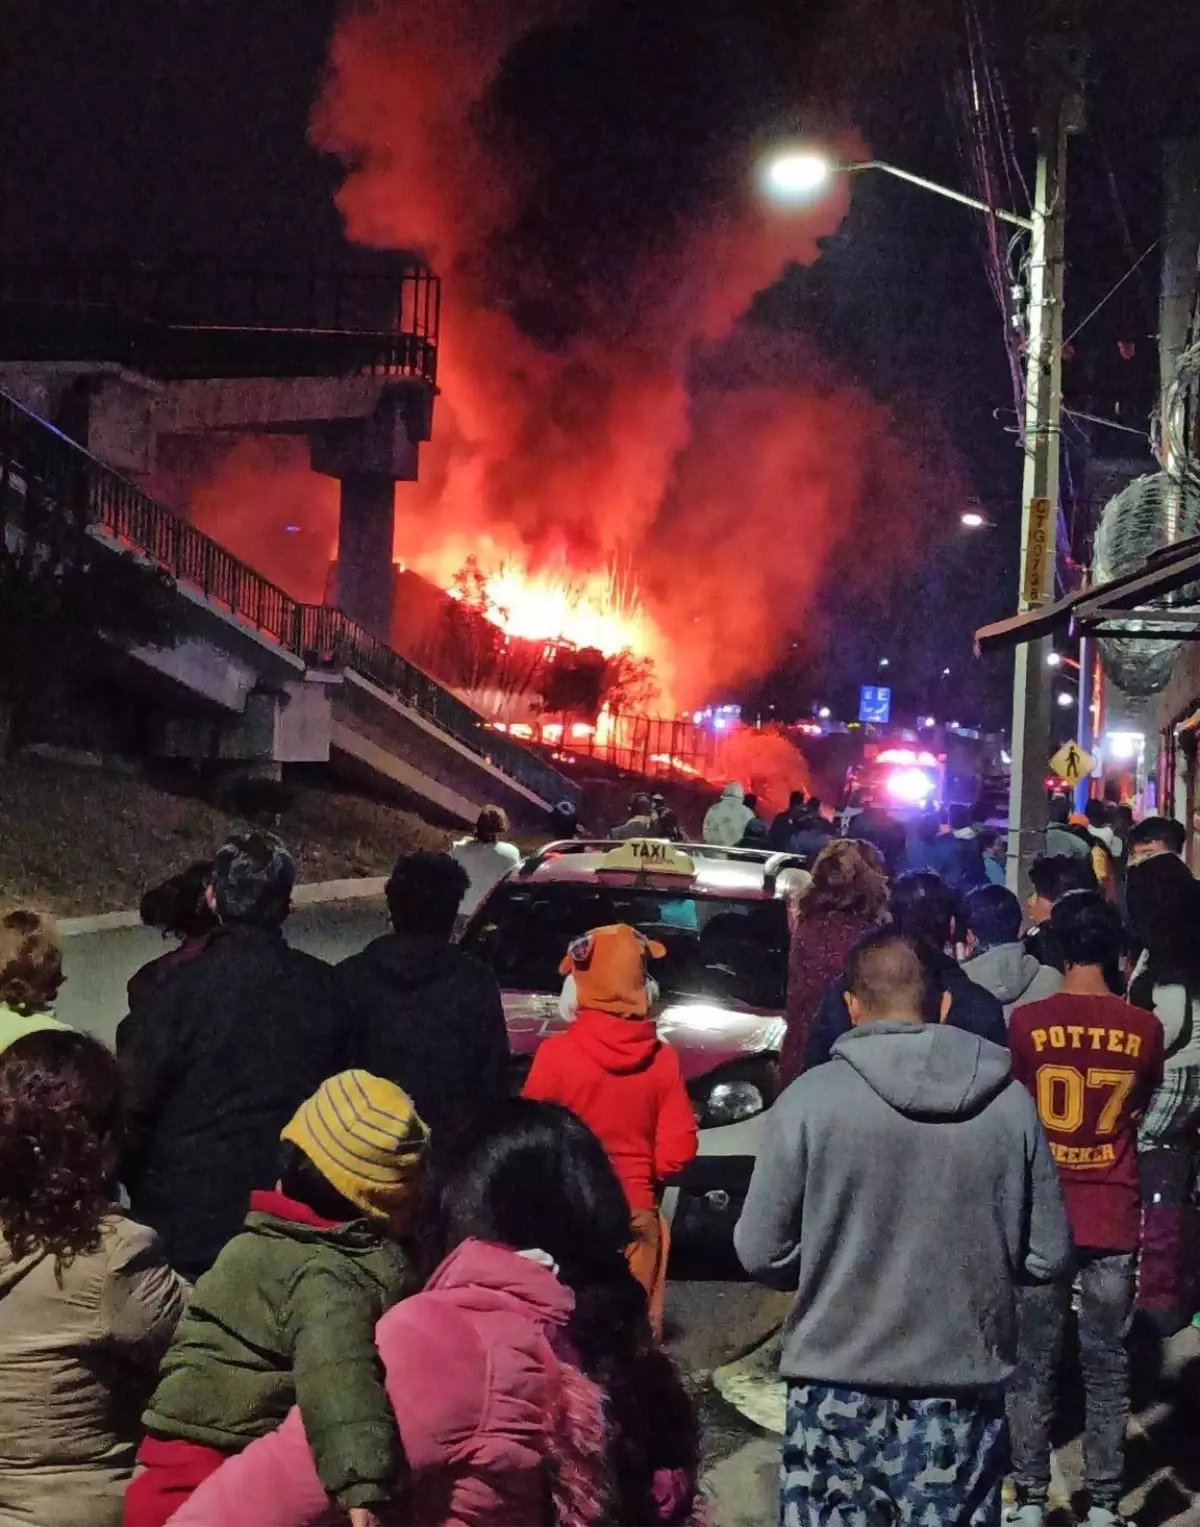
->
xmin=335 ymin=475 xmax=396 ymax=636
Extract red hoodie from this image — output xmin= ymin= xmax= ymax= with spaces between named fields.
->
xmin=523 ymin=1009 xmax=699 ymax=1212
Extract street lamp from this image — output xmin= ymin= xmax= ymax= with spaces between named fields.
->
xmin=759 ymin=132 xmax=1068 ymax=894
xmin=960 ymin=510 xmax=988 ymax=529
xmin=760 ymin=149 xmax=833 ymax=200
xmin=759 ymin=149 xmax=1033 ymax=231
xmin=1056 ymin=691 xmax=1075 ymax=708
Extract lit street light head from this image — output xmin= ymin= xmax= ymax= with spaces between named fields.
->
xmin=1056 ymin=691 xmax=1075 ymax=708
xmin=760 ymin=149 xmax=833 ymax=203
xmin=960 ymin=510 xmax=986 ymax=529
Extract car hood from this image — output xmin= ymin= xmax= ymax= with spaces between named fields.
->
xmin=503 ymin=990 xmax=784 ymax=1080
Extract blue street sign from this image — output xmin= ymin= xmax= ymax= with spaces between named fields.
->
xmin=859 ymin=685 xmax=892 ymax=724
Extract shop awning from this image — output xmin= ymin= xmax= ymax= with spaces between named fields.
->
xmin=975 ymin=532 xmax=1200 ymax=654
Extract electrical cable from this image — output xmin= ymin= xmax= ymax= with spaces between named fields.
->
xmin=1063 ymin=238 xmax=1161 ymax=346
xmin=1063 ymin=408 xmax=1152 ymax=439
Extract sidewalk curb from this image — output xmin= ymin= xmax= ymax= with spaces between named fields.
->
xmin=58 ymin=876 xmax=388 ymax=938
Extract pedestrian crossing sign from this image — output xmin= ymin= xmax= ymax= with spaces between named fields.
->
xmin=1049 ymin=742 xmax=1097 ymax=785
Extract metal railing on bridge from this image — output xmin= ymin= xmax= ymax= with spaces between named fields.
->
xmin=0 ymin=256 xmax=439 ymax=385
xmin=0 ymin=389 xmax=575 ymax=809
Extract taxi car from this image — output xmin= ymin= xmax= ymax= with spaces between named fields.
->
xmin=459 ymin=837 xmax=808 ymax=1231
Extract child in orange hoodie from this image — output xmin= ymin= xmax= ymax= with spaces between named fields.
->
xmin=523 ymin=923 xmax=698 ymax=1334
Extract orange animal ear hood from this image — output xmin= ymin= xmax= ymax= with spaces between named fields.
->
xmin=558 ymin=922 xmax=666 ymax=1017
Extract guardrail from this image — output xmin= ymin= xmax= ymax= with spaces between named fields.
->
xmin=0 ymin=389 xmax=576 ymax=809
xmin=0 ymin=257 xmax=440 ymax=385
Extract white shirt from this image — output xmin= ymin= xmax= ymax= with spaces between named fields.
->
xmin=1130 ymin=950 xmax=1200 ymax=1071
xmin=450 ymin=837 xmax=521 ymax=915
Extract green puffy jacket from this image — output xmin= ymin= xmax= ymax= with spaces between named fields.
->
xmin=143 ymin=1194 xmax=420 ymax=1510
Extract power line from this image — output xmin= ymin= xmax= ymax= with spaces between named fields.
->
xmin=1063 ymin=237 xmax=1160 ymax=346
xmin=1063 ymin=407 xmax=1152 ymax=439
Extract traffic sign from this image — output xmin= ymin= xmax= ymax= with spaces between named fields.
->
xmin=859 ymin=685 xmax=892 ymax=724
xmin=1049 ymin=741 xmax=1097 ymax=784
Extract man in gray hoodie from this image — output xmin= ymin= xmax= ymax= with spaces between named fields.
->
xmin=735 ymin=930 xmax=1071 ymax=1526
xmin=962 ymin=885 xmax=1062 ymax=1020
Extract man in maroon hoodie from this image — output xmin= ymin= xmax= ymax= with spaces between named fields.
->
xmin=522 ymin=923 xmax=698 ymax=1334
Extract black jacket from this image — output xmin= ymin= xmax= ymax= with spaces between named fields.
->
xmin=802 ymin=951 xmax=1007 ymax=1071
xmin=117 ymin=923 xmax=349 ymax=1280
xmin=845 ymin=808 xmax=907 ymax=877
xmin=768 ymin=810 xmax=834 ymax=863
xmin=339 ymin=933 xmax=509 ymax=1143
xmin=767 ymin=809 xmax=807 ymax=852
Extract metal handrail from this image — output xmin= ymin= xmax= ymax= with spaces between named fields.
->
xmin=0 ymin=389 xmax=576 ymax=808
xmin=0 ymin=257 xmax=440 ymax=385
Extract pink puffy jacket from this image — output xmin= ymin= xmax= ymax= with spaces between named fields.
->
xmin=165 ymin=1239 xmax=591 ymax=1527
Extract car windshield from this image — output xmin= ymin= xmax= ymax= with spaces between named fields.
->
xmin=462 ymin=881 xmax=789 ymax=1011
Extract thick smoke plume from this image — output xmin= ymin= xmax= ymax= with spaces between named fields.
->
xmin=215 ymin=0 xmax=966 ymax=706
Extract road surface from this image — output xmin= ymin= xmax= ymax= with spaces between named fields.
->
xmin=58 ymin=899 xmax=391 ymax=1044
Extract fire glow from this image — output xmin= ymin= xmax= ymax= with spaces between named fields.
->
xmin=185 ymin=2 xmax=972 ymax=721
xmin=439 ymin=557 xmax=662 ymax=665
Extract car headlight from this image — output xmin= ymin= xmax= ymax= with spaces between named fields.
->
xmin=699 ymin=1078 xmax=766 ymax=1127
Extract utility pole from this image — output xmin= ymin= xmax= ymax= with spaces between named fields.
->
xmin=1006 ymin=26 xmax=1087 ymax=892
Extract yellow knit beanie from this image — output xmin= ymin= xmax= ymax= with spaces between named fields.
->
xmin=281 ymin=1070 xmax=429 ymax=1223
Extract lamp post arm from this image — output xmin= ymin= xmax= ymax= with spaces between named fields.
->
xmin=847 ymin=161 xmax=1034 ymax=231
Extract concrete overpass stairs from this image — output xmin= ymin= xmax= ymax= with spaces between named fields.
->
xmin=0 ymin=387 xmax=578 ymax=823
xmin=0 ymin=256 xmax=443 ymax=636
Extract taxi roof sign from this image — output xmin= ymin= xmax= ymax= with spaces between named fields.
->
xmin=596 ymin=839 xmax=697 ymax=877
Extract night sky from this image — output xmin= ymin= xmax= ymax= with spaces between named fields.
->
xmin=0 ymin=0 xmax=1195 ymax=728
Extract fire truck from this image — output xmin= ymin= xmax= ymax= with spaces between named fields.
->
xmin=841 ymin=730 xmax=1005 ymax=824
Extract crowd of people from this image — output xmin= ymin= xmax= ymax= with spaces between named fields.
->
xmin=1 ymin=785 xmax=1196 ymax=1526
xmin=0 ymin=829 xmax=702 ymax=1527
xmin=744 ymin=803 xmax=1200 ymax=1526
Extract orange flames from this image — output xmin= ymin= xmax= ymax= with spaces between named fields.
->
xmin=459 ymin=562 xmax=650 ymax=655
xmin=433 ymin=549 xmax=667 ymax=670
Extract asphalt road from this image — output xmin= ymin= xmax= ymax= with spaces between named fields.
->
xmin=58 ymin=899 xmax=392 ymax=1044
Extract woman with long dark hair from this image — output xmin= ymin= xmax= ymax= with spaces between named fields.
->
xmin=780 ymin=838 xmax=890 ymax=1084
xmin=1126 ymin=853 xmax=1200 ymax=1333
xmin=126 ymin=863 xmax=218 ymax=1009
xmin=0 ymin=1030 xmax=187 ymax=1527
xmin=167 ymin=1100 xmax=701 ymax=1527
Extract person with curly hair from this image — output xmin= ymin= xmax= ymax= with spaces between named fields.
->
xmin=0 ymin=908 xmax=72 ymax=1051
xmin=0 ymin=1029 xmax=187 ymax=1527
xmin=780 ymin=839 xmax=890 ymax=1084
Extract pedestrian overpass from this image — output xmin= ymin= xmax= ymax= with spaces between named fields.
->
xmin=0 ymin=386 xmax=577 ymax=823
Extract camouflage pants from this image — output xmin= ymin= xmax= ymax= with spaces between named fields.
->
xmin=780 ymin=1382 xmax=1007 ymax=1527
